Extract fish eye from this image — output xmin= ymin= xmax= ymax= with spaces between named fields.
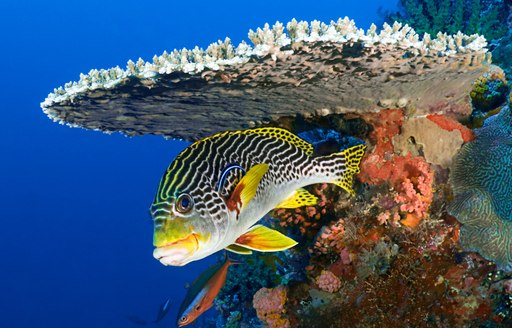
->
xmin=176 ymin=193 xmax=194 ymax=214
xmin=179 ymin=315 xmax=188 ymax=323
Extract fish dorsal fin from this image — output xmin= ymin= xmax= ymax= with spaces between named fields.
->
xmin=227 ymin=163 xmax=269 ymax=212
xmin=275 ymin=188 xmax=318 ymax=209
xmin=225 ymin=244 xmax=253 ymax=255
xmin=243 ymin=128 xmax=314 ymax=156
xmin=235 ymin=225 xmax=298 ymax=251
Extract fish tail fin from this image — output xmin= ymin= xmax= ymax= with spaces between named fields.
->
xmin=317 ymin=144 xmax=366 ymax=195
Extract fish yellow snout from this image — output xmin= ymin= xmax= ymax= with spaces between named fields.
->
xmin=153 ymin=233 xmax=200 ymax=266
xmin=153 ymin=218 xmax=204 ymax=266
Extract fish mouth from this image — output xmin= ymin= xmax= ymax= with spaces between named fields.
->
xmin=153 ymin=233 xmax=200 ymax=266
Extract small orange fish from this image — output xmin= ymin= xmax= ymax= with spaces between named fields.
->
xmin=177 ymin=255 xmax=237 ymax=327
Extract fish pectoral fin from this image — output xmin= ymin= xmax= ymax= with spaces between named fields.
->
xmin=227 ymin=163 xmax=269 ymax=211
xmin=275 ymin=188 xmax=318 ymax=209
xmin=235 ymin=225 xmax=298 ymax=252
xmin=225 ymin=244 xmax=253 ymax=255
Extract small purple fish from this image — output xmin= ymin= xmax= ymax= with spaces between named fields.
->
xmin=177 ymin=256 xmax=237 ymax=327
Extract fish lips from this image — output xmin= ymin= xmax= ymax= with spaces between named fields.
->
xmin=153 ymin=233 xmax=200 ymax=266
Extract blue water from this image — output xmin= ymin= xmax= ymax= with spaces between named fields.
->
xmin=0 ymin=1 xmax=395 ymax=327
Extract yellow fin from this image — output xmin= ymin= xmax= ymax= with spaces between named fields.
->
xmin=243 ymin=128 xmax=314 ymax=156
xmin=331 ymin=144 xmax=366 ymax=195
xmin=235 ymin=225 xmax=298 ymax=251
xmin=227 ymin=163 xmax=269 ymax=212
xmin=275 ymin=188 xmax=318 ymax=209
xmin=225 ymin=244 xmax=253 ymax=255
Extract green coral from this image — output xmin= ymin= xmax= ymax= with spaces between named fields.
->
xmin=387 ymin=0 xmax=509 ymax=41
xmin=470 ymin=68 xmax=509 ymax=113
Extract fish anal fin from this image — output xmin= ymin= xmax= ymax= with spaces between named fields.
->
xmin=235 ymin=225 xmax=298 ymax=252
xmin=227 ymin=163 xmax=268 ymax=212
xmin=225 ymin=244 xmax=253 ymax=255
xmin=275 ymin=188 xmax=318 ymax=209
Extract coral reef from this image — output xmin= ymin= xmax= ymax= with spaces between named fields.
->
xmin=38 ymin=14 xmax=512 ymax=328
xmin=448 ymin=104 xmax=512 ymax=272
xmin=40 ymin=19 xmax=492 ymax=140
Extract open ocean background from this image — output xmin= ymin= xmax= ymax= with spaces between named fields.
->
xmin=0 ymin=1 xmax=396 ymax=327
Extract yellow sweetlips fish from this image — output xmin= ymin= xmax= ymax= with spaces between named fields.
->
xmin=151 ymin=127 xmax=365 ymax=266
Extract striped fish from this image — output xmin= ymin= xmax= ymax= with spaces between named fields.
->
xmin=151 ymin=127 xmax=365 ymax=266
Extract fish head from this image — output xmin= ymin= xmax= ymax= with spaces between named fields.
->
xmin=151 ymin=184 xmax=231 ymax=266
xmin=177 ymin=309 xmax=200 ymax=327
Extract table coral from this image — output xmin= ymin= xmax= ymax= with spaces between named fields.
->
xmin=448 ymin=104 xmax=512 ymax=272
xmin=41 ymin=19 xmax=492 ymax=140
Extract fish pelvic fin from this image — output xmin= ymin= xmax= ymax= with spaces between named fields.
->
xmin=319 ymin=144 xmax=366 ymax=195
xmin=235 ymin=225 xmax=298 ymax=252
xmin=227 ymin=163 xmax=269 ymax=212
xmin=275 ymin=188 xmax=318 ymax=209
xmin=225 ymin=244 xmax=253 ymax=255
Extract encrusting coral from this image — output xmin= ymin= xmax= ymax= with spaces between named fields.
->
xmin=392 ymin=116 xmax=465 ymax=168
xmin=253 ymin=285 xmax=290 ymax=328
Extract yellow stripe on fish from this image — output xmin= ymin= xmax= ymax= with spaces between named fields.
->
xmin=150 ymin=127 xmax=366 ymax=266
